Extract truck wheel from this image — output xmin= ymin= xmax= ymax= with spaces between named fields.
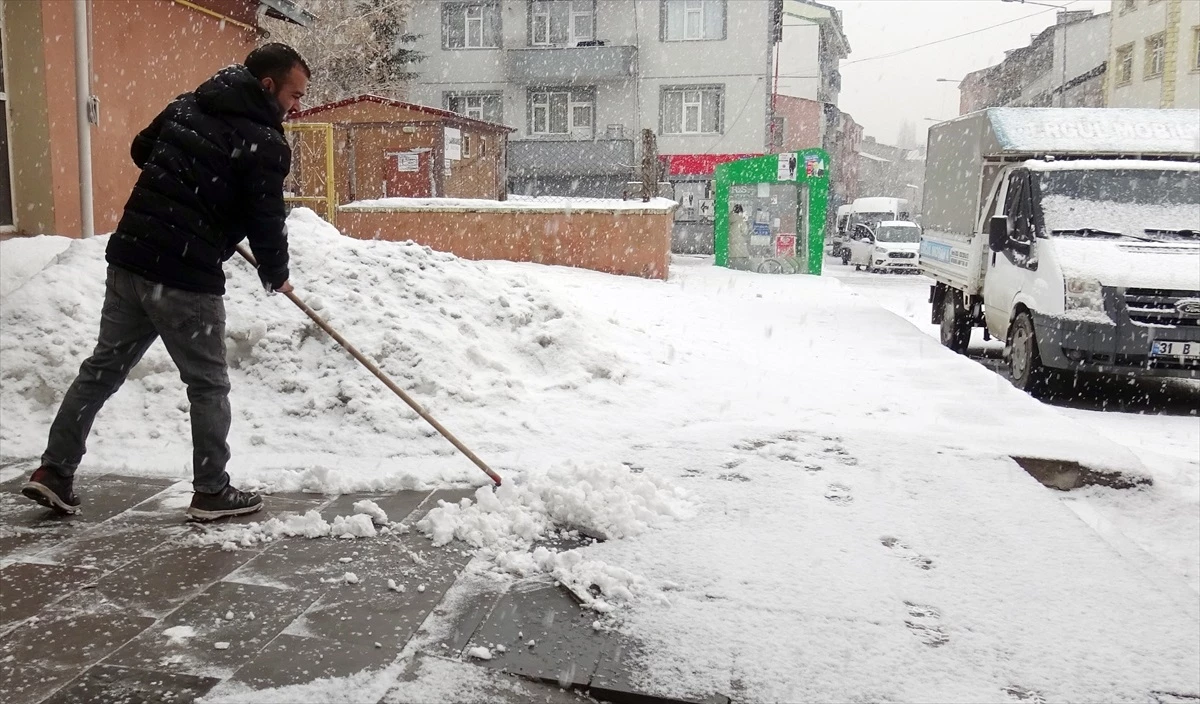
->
xmin=841 ymin=251 xmax=850 ymax=265
xmin=939 ymin=292 xmax=971 ymax=354
xmin=1009 ymin=312 xmax=1050 ymax=395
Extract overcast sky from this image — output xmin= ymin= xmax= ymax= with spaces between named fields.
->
xmin=825 ymin=0 xmax=1112 ymax=145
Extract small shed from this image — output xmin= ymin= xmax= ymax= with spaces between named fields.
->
xmin=288 ymin=95 xmax=514 ymax=208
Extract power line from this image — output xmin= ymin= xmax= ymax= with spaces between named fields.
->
xmin=841 ymin=0 xmax=1080 ymax=66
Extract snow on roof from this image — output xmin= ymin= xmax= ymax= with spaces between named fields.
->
xmin=852 ymin=197 xmax=907 ymax=211
xmin=858 ymin=151 xmax=890 ymax=163
xmin=879 ymin=220 xmax=918 ymax=227
xmin=340 ymin=195 xmax=678 ymax=213
xmin=989 ymin=108 xmax=1200 ymax=155
xmin=290 ymin=95 xmax=515 ymax=133
xmin=1022 ymin=158 xmax=1200 ymax=172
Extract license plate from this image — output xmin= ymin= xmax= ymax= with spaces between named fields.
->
xmin=1151 ymin=341 xmax=1200 ymax=359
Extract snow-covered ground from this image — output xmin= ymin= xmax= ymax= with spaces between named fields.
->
xmin=1 ymin=215 xmax=1197 ymax=702
xmin=826 ymin=260 xmax=1200 ymax=594
xmin=0 ymin=234 xmax=73 ymax=300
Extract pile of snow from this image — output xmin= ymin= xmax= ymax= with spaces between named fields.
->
xmin=188 ymin=504 xmax=392 ymax=549
xmin=0 ymin=209 xmax=633 ymax=479
xmin=0 ymin=234 xmax=73 ymax=300
xmin=415 ymin=462 xmax=691 ymax=609
xmin=341 ymin=195 xmax=677 ymax=212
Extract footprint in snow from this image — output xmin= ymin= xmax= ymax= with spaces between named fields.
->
xmin=1003 ymin=686 xmax=1048 ymax=703
xmin=824 ymin=484 xmax=853 ymax=505
xmin=904 ymin=601 xmax=949 ymax=647
xmin=881 ymin=536 xmax=935 ymax=571
xmin=717 ymin=472 xmax=750 ymax=483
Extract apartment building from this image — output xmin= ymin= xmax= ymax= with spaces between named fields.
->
xmin=406 ymin=0 xmax=785 ymax=207
xmin=1107 ymin=0 xmax=1199 ymax=109
xmin=959 ymin=10 xmax=1109 ymax=114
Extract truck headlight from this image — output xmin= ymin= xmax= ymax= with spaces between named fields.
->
xmin=1065 ymin=278 xmax=1103 ymax=311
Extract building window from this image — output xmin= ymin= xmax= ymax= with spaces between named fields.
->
xmin=446 ymin=93 xmax=503 ymax=123
xmin=1193 ymin=26 xmax=1200 ymax=71
xmin=1120 ymin=0 xmax=1136 ymax=12
xmin=661 ymin=86 xmax=723 ymax=134
xmin=444 ymin=3 xmax=501 ymax=49
xmin=1115 ymin=43 xmax=1134 ymax=85
xmin=0 ymin=13 xmax=12 ymax=230
xmin=661 ymin=0 xmax=726 ymax=42
xmin=1145 ymin=32 xmax=1166 ymax=78
xmin=529 ymin=88 xmax=593 ymax=137
xmin=530 ymin=0 xmax=595 ymax=47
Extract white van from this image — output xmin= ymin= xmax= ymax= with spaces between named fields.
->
xmin=845 ymin=221 xmax=922 ymax=272
xmin=921 ymin=108 xmax=1200 ymax=392
xmin=848 ymin=197 xmax=911 ymax=231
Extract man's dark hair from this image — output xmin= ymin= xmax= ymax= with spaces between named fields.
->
xmin=245 ymin=43 xmax=311 ymax=83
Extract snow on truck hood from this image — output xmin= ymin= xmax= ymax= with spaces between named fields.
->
xmin=1053 ymin=238 xmax=1200 ymax=291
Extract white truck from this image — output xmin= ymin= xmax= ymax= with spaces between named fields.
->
xmin=920 ymin=108 xmax=1200 ymax=393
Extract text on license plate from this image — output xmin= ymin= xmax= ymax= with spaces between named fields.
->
xmin=1151 ymin=341 xmax=1200 ymax=359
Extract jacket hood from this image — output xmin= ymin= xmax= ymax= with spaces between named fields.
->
xmin=195 ymin=65 xmax=283 ymax=130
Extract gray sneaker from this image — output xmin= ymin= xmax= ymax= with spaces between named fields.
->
xmin=187 ymin=485 xmax=263 ymax=521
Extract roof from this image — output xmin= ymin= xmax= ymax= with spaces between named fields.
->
xmin=290 ymin=95 xmax=516 ymax=133
xmin=987 ymin=108 xmax=1200 ymax=155
xmin=858 ymin=152 xmax=890 ymax=163
xmin=879 ymin=220 xmax=918 ymax=227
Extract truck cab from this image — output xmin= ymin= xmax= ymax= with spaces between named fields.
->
xmin=920 ymin=108 xmax=1200 ymax=393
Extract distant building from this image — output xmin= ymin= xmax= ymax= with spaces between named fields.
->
xmin=856 ymin=136 xmax=924 ymax=219
xmin=772 ymin=94 xmax=860 ymax=225
xmin=959 ymin=10 xmax=1109 ymax=113
xmin=1106 ymin=0 xmax=1199 ymax=109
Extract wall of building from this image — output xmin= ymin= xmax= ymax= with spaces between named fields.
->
xmin=4 ymin=0 xmax=258 ymax=237
xmin=1108 ymin=0 xmax=1171 ymax=107
xmin=407 ymin=0 xmax=773 ymax=157
xmin=290 ymin=100 xmax=509 ymax=203
xmin=337 ymin=206 xmax=674 ymax=279
xmin=1176 ymin=0 xmax=1200 ymax=108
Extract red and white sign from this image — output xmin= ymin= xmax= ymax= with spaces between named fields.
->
xmin=660 ymin=153 xmax=760 ymax=176
xmin=775 ymin=234 xmax=796 ymax=257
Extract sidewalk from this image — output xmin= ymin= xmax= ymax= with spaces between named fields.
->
xmin=0 ymin=465 xmax=713 ymax=704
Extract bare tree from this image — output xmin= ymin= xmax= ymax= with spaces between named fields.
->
xmin=266 ymin=0 xmax=425 ymax=107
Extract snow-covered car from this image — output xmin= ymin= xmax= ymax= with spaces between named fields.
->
xmin=844 ymin=220 xmax=921 ymax=272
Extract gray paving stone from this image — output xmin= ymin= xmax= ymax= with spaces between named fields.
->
xmin=0 ymin=594 xmax=154 ymax=671
xmin=228 ymin=633 xmax=398 ymax=690
xmin=1 ymin=476 xmax=176 ymax=530
xmin=33 ymin=515 xmax=188 ymax=573
xmin=383 ymin=653 xmax=597 ymax=704
xmin=223 ymin=536 xmax=370 ymax=592
xmin=292 ymin=532 xmax=473 ymax=650
xmin=467 ymin=580 xmax=606 ymax=687
xmin=90 ymin=543 xmax=263 ymax=617
xmin=106 ymin=581 xmax=320 ymax=679
xmin=39 ymin=665 xmax=220 ymax=704
xmin=0 ymin=562 xmax=99 ymax=630
xmin=0 ymin=661 xmax=77 ymax=704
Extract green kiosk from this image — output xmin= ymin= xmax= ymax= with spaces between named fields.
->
xmin=713 ymin=149 xmax=830 ymax=275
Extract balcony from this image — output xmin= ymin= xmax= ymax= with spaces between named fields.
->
xmin=505 ymin=44 xmax=637 ymax=84
xmin=508 ymin=139 xmax=634 ymax=177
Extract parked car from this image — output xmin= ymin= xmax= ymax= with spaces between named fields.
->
xmin=845 ymin=220 xmax=921 ymax=273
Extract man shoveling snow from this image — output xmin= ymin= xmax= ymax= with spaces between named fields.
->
xmin=21 ymin=44 xmax=310 ymax=522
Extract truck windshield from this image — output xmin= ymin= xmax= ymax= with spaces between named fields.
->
xmin=875 ymin=225 xmax=921 ymax=243
xmin=1037 ymin=168 xmax=1200 ymax=240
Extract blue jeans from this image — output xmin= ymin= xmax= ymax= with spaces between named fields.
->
xmin=42 ymin=266 xmax=232 ymax=493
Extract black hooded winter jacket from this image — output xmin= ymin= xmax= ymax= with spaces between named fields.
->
xmin=106 ymin=65 xmax=291 ymax=295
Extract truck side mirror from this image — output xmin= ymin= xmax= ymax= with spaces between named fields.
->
xmin=989 ymin=216 xmax=1009 ymax=252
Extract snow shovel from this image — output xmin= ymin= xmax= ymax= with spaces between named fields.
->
xmin=236 ymin=244 xmax=502 ymax=487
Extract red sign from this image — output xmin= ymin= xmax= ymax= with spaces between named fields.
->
xmin=775 ymin=234 xmax=796 ymax=257
xmin=661 ymin=153 xmax=760 ymax=176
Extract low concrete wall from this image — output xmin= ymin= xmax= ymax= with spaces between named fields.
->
xmin=336 ymin=203 xmax=675 ymax=279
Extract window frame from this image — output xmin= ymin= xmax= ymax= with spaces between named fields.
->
xmin=1145 ymin=32 xmax=1166 ymax=78
xmin=529 ymin=0 xmax=595 ymax=47
xmin=1115 ymin=43 xmax=1135 ymax=85
xmin=659 ymin=85 xmax=724 ymax=135
xmin=443 ymin=2 xmax=501 ymax=50
xmin=445 ymin=92 xmax=504 ymax=124
xmin=660 ymin=0 xmax=727 ymax=42
xmin=528 ymin=87 xmax=594 ymax=137
xmin=1192 ymin=26 xmax=1200 ymax=72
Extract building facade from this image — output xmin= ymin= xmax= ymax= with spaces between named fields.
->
xmin=1106 ymin=0 xmax=1200 ymax=109
xmin=773 ymin=94 xmax=860 ymax=226
xmin=959 ymin=10 xmax=1109 ymax=114
xmin=0 ymin=0 xmax=312 ymax=238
